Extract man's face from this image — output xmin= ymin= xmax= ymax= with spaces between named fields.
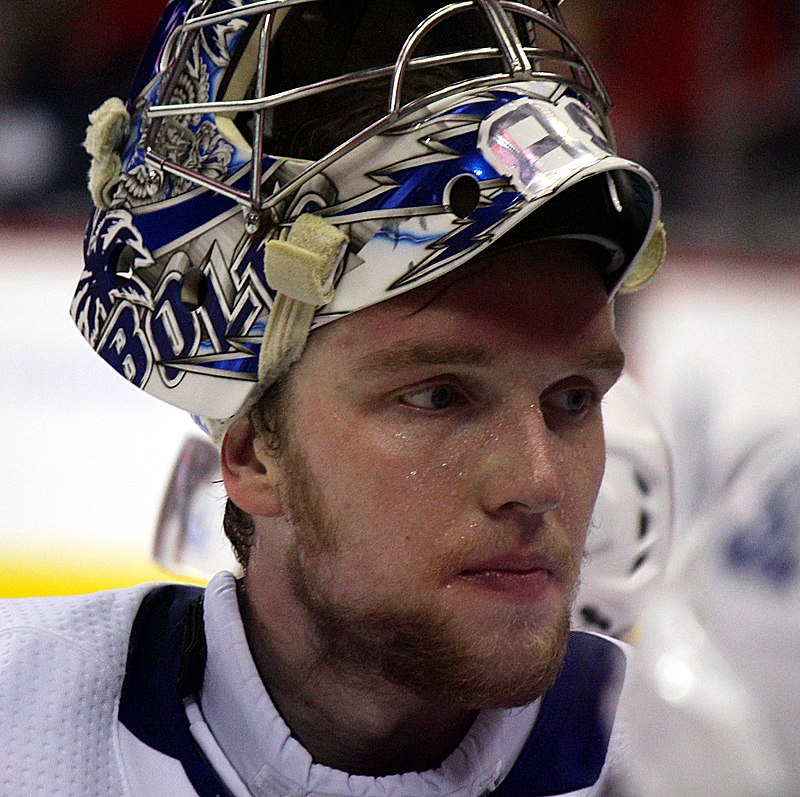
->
xmin=249 ymin=240 xmax=623 ymax=709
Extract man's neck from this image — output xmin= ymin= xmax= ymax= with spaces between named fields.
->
xmin=265 ymin=663 xmax=478 ymax=775
xmin=238 ymin=580 xmax=477 ymax=775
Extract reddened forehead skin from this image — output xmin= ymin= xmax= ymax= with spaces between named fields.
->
xmin=419 ymin=241 xmax=612 ymax=347
xmin=310 ymin=240 xmax=616 ymax=361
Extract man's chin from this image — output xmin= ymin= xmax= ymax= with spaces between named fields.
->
xmin=383 ymin=608 xmax=572 ymax=709
xmin=457 ymin=666 xmax=562 ymax=710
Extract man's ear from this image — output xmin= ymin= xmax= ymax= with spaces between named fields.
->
xmin=220 ymin=417 xmax=284 ymax=517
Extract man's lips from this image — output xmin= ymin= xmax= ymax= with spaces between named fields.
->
xmin=455 ymin=552 xmax=559 ymax=602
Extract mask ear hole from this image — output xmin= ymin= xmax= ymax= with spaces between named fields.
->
xmin=445 ymin=174 xmax=481 ymax=219
xmin=181 ymin=268 xmax=208 ymax=311
xmin=113 ymin=245 xmax=137 ymax=283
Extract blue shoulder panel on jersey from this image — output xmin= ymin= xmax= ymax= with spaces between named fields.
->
xmin=119 ymin=584 xmax=234 ymax=797
xmin=120 ymin=592 xmax=623 ymax=797
xmin=492 ymin=631 xmax=626 ymax=796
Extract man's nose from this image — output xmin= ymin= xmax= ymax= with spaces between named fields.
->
xmin=478 ymin=406 xmax=565 ymax=521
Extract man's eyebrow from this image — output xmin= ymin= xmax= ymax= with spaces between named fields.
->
xmin=352 ymin=344 xmax=492 ymax=376
xmin=352 ymin=343 xmax=625 ymax=377
xmin=577 ymin=345 xmax=626 ymax=377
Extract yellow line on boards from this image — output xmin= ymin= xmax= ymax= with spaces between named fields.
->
xmin=0 ymin=554 xmax=204 ymax=598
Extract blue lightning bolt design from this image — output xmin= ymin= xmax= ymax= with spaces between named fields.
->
xmin=325 ymin=91 xmax=528 ymax=290
xmin=389 ymin=185 xmax=520 ymax=290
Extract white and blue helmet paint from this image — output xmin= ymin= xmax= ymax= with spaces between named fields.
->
xmin=73 ymin=0 xmax=663 ymax=432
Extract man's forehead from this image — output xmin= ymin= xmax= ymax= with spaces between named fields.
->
xmin=399 ymin=241 xmax=611 ymax=335
xmin=324 ymin=301 xmax=619 ymax=388
xmin=308 ymin=238 xmax=618 ymax=370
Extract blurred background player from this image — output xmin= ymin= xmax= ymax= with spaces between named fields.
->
xmin=573 ymin=373 xmax=672 ymax=641
xmin=619 ymin=423 xmax=800 ymax=797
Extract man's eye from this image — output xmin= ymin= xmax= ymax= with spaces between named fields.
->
xmin=547 ymin=387 xmax=596 ymax=418
xmin=562 ymin=388 xmax=591 ymax=413
xmin=402 ymin=384 xmax=462 ymax=410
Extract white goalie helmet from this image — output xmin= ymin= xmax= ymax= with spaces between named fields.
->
xmin=73 ymin=0 xmax=663 ymax=441
xmin=572 ymin=372 xmax=673 ymax=640
xmin=622 ymin=424 xmax=800 ymax=797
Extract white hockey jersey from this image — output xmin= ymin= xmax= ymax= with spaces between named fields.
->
xmin=0 ymin=573 xmax=632 ymax=796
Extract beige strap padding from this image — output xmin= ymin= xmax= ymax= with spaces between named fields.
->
xmin=200 ymin=214 xmax=348 ymax=447
xmin=259 ymin=213 xmax=349 ymax=383
xmin=620 ymin=219 xmax=667 ymax=293
xmin=84 ymin=97 xmax=130 ymax=210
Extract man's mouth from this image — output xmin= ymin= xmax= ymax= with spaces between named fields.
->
xmin=456 ymin=552 xmax=559 ymax=603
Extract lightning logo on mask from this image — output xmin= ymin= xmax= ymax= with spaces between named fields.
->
xmin=73 ymin=209 xmax=269 ymax=417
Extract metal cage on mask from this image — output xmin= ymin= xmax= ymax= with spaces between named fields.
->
xmin=75 ymin=0 xmax=663 ymax=440
xmin=141 ymin=0 xmax=615 ymax=225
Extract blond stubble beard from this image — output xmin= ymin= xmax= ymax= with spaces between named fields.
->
xmin=278 ymin=438 xmax=575 ymax=709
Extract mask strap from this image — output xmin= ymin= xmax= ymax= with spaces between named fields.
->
xmin=259 ymin=212 xmax=349 ymax=382
xmin=620 ymin=219 xmax=666 ymax=294
xmin=84 ymin=97 xmax=130 ymax=209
